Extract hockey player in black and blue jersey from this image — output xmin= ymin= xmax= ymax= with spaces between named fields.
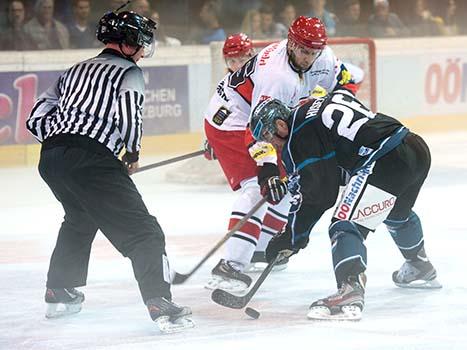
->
xmin=249 ymin=89 xmax=441 ymax=321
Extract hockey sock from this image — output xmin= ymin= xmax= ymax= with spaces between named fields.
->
xmin=224 ymin=178 xmax=268 ymax=267
xmin=329 ymin=220 xmax=367 ymax=286
xmin=385 ymin=211 xmax=425 ymax=260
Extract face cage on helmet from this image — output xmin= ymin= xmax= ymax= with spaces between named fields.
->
xmin=139 ymin=31 xmax=156 ymax=58
xmin=252 ymin=118 xmax=278 ymax=143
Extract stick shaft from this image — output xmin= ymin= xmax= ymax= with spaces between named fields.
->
xmin=134 ymin=150 xmax=204 ymax=174
xmin=172 ymin=197 xmax=268 ymax=284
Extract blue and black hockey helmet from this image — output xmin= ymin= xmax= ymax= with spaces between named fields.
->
xmin=250 ymin=98 xmax=292 ymax=142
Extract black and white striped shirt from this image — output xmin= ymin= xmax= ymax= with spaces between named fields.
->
xmin=26 ymin=49 xmax=144 ymax=159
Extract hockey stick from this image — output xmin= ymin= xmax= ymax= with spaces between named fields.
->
xmin=211 ymin=252 xmax=284 ymax=309
xmin=172 ymin=197 xmax=268 ymax=284
xmin=133 ymin=150 xmax=204 ymax=174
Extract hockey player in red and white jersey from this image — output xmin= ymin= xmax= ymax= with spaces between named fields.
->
xmin=204 ymin=33 xmax=290 ymax=293
xmin=204 ymin=18 xmax=358 ymax=292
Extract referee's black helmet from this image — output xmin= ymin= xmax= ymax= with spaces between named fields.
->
xmin=97 ymin=11 xmax=157 ymax=49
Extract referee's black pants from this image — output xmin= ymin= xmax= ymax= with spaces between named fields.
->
xmin=38 ymin=143 xmax=171 ymax=303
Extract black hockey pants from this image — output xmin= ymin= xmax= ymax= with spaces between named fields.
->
xmin=39 ymin=141 xmax=171 ymax=303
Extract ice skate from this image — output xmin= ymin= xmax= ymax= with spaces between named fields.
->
xmin=393 ymin=252 xmax=442 ymax=289
xmin=307 ymin=274 xmax=366 ymax=321
xmin=147 ymin=297 xmax=194 ymax=334
xmin=205 ymin=259 xmax=252 ymax=293
xmin=45 ymin=288 xmax=85 ymax=319
xmin=244 ymin=251 xmax=289 ymax=273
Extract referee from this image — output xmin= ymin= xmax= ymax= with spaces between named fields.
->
xmin=26 ymin=8 xmax=193 ymax=333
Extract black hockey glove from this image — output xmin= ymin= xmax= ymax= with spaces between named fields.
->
xmin=203 ymin=139 xmax=216 ymax=160
xmin=265 ymin=227 xmax=299 ymax=264
xmin=258 ymin=163 xmax=287 ymax=205
xmin=122 ymin=151 xmax=139 ymax=165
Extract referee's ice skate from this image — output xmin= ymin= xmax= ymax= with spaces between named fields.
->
xmin=45 ymin=288 xmax=84 ymax=319
xmin=147 ymin=297 xmax=194 ymax=334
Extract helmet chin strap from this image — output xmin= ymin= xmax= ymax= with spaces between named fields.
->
xmin=119 ymin=42 xmax=141 ymax=60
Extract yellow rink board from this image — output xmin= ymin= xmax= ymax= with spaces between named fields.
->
xmin=1 ymin=114 xmax=466 ymax=168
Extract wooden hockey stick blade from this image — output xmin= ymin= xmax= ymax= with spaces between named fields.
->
xmin=211 ymin=253 xmax=284 ymax=309
xmin=133 ymin=150 xmax=204 ymax=174
xmin=171 ymin=197 xmax=268 ymax=285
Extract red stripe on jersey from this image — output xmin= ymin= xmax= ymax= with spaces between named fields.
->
xmin=235 ymin=77 xmax=254 ymax=105
xmin=229 ymin=218 xmax=261 ymax=239
xmin=263 ymin=212 xmax=287 ymax=232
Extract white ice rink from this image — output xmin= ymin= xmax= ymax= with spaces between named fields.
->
xmin=1 ymin=132 xmax=467 ymax=350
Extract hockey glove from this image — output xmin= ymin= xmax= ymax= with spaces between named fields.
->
xmin=258 ymin=163 xmax=287 ymax=205
xmin=122 ymin=151 xmax=139 ymax=175
xmin=265 ymin=227 xmax=299 ymax=264
xmin=203 ymin=139 xmax=216 ymax=160
xmin=248 ymin=141 xmax=277 ymax=166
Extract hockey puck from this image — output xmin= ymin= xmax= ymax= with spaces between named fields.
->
xmin=245 ymin=307 xmax=260 ymax=319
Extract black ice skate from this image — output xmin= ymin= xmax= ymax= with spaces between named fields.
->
xmin=45 ymin=288 xmax=84 ymax=319
xmin=146 ymin=297 xmax=194 ymax=334
xmin=393 ymin=249 xmax=442 ymax=289
xmin=244 ymin=251 xmax=289 ymax=273
xmin=205 ymin=259 xmax=252 ymax=293
xmin=307 ymin=274 xmax=366 ymax=321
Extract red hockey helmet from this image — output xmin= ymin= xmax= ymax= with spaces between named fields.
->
xmin=222 ymin=33 xmax=253 ymax=58
xmin=288 ymin=16 xmax=327 ymax=50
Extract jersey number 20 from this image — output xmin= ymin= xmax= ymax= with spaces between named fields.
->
xmin=321 ymin=92 xmax=375 ymax=141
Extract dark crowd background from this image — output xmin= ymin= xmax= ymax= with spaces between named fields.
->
xmin=0 ymin=0 xmax=465 ymax=51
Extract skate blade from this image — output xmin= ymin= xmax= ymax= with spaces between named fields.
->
xmin=307 ymin=305 xmax=362 ymax=321
xmin=155 ymin=316 xmax=195 ymax=334
xmin=204 ymin=276 xmax=248 ymax=293
xmin=244 ymin=262 xmax=288 ymax=273
xmin=45 ymin=302 xmax=82 ymax=319
xmin=395 ymin=278 xmax=442 ymax=289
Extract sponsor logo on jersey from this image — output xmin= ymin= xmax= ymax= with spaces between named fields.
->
xmin=353 ymin=197 xmax=396 ymax=220
xmin=287 ymin=173 xmax=303 ymax=214
xmin=212 ymin=106 xmax=231 ymax=126
xmin=335 ymin=165 xmax=372 ymax=220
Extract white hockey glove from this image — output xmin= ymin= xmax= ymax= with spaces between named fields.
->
xmin=248 ymin=141 xmax=277 ymax=166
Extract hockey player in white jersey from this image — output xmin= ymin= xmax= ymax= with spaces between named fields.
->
xmin=204 ymin=34 xmax=290 ymax=293
xmin=204 ymin=17 xmax=358 ymax=292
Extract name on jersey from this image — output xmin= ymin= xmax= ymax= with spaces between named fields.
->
xmin=305 ymin=98 xmax=325 ymax=119
xmin=259 ymin=43 xmax=279 ymax=66
xmin=216 ymin=80 xmax=229 ymax=102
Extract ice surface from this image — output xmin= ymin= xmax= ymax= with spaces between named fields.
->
xmin=1 ymin=132 xmax=467 ymax=350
